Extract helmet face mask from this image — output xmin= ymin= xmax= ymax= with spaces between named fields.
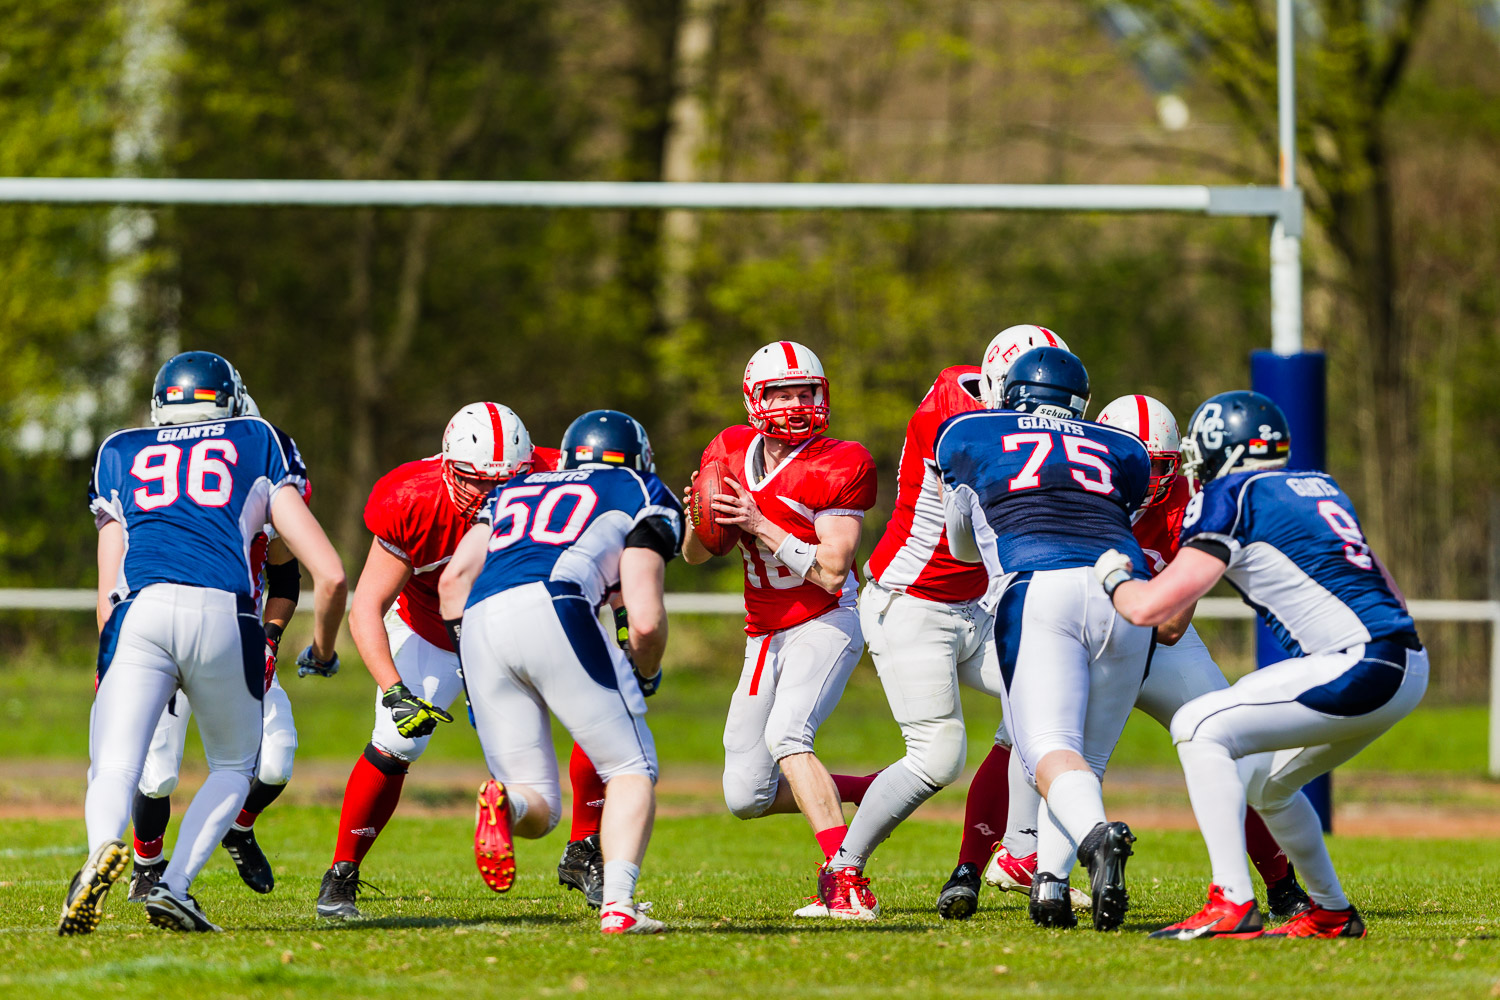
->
xmin=1095 ymin=394 xmax=1181 ymax=507
xmin=150 ymin=351 xmax=243 ymax=426
xmin=1183 ymin=391 xmax=1291 ymax=486
xmin=441 ymin=402 xmax=534 ymax=521
xmin=978 ymin=325 xmax=1069 ymax=409
xmin=743 ymin=341 xmax=830 ymax=442
xmin=1000 ymin=347 xmax=1091 ymax=420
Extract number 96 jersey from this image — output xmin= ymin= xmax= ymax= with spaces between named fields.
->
xmin=89 ymin=417 xmax=308 ymax=603
xmin=464 ymin=466 xmax=682 ymax=612
xmin=935 ymin=410 xmax=1150 ymax=577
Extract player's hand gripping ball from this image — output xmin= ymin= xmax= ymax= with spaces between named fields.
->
xmin=688 ymin=459 xmax=742 ymax=556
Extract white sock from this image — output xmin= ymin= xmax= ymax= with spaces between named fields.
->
xmin=602 ymin=859 xmax=641 ymax=908
xmin=1035 ymin=799 xmax=1078 ymax=879
xmin=1002 ymin=753 xmax=1042 ymax=857
xmin=1177 ymin=739 xmax=1256 ymax=904
xmin=1043 ymin=769 xmax=1107 ymax=845
xmin=1255 ymin=790 xmax=1349 ymax=910
xmin=161 ymin=770 xmax=250 ymax=898
xmin=509 ymin=790 xmax=529 ymax=825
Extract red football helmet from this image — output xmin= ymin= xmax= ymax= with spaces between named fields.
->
xmin=742 ymin=341 xmax=830 ymax=442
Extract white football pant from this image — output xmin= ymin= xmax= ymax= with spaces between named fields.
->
xmin=369 ymin=608 xmax=465 ymax=761
xmin=1172 ymin=640 xmax=1428 ymax=907
xmin=462 ymin=581 xmax=657 ymax=834
xmin=138 ymin=671 xmax=298 ymax=798
xmin=87 ymin=583 xmax=263 ymax=897
xmin=722 ymin=606 xmax=863 ymax=819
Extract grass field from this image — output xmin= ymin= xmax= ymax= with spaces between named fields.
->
xmin=4 ymin=617 xmax=1500 ymax=997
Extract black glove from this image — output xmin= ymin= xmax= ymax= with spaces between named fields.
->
xmin=296 ymin=644 xmax=340 ymax=679
xmin=613 ymin=606 xmax=630 ymax=650
xmin=382 ymin=682 xmax=454 ymax=739
xmin=262 ymin=622 xmax=284 ymax=694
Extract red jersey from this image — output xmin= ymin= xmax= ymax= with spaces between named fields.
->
xmin=866 ymin=366 xmax=989 ymax=603
xmin=1132 ymin=474 xmax=1190 ymax=576
xmin=701 ymin=425 xmax=877 ymax=636
xmin=364 ymin=446 xmax=561 ymax=651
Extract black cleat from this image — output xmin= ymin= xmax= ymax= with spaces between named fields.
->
xmin=1078 ymin=821 xmax=1134 ymax=931
xmin=1028 ymin=871 xmax=1078 ymax=928
xmin=557 ymin=835 xmax=604 ymax=910
xmin=317 ymin=861 xmax=366 ymax=919
xmin=221 ymin=826 xmax=274 ymax=894
xmin=128 ymin=858 xmax=167 ymax=903
xmin=936 ymin=862 xmax=981 ymax=920
xmin=1265 ymin=866 xmax=1313 ymax=919
xmin=145 ymin=885 xmax=221 ymax=932
xmin=57 ymin=839 xmax=129 ymax=936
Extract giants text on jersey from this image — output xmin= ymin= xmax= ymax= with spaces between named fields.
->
xmin=701 ymin=425 xmax=878 ymax=635
xmin=866 ymin=365 xmax=989 ymax=603
xmin=89 ymin=416 xmax=307 ymax=603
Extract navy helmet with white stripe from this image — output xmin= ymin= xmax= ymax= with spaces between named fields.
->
xmin=1180 ymin=390 xmax=1291 ymax=484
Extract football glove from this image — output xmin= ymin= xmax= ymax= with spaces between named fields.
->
xmin=613 ymin=606 xmax=630 ymax=649
xmin=263 ymin=622 xmax=284 ymax=694
xmin=382 ymin=682 xmax=454 ymax=739
xmin=296 ymin=645 xmax=340 ymax=678
xmin=1093 ymin=549 xmax=1135 ymax=597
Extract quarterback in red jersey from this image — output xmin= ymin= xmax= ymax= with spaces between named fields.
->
xmin=683 ymin=341 xmax=879 ymax=918
xmin=316 ymin=402 xmax=552 ymax=919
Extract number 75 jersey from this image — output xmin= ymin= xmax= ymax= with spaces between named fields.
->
xmin=89 ymin=417 xmax=309 ymax=602
xmin=934 ymin=410 xmax=1150 ymax=577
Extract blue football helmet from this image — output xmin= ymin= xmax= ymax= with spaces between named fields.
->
xmin=561 ymin=410 xmax=655 ymax=472
xmin=1000 ymin=347 xmax=1091 ymax=419
xmin=150 ymin=351 xmax=245 ymax=426
xmin=1180 ymin=390 xmax=1291 ymax=484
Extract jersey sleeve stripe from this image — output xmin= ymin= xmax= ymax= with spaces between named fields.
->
xmin=814 ymin=508 xmax=865 ymax=519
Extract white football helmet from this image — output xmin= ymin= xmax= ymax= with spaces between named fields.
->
xmin=1096 ymin=394 xmax=1181 ymax=507
xmin=977 ymin=325 xmax=1070 ymax=408
xmin=742 ymin=340 xmax=830 ymax=442
xmin=441 ymin=402 xmax=534 ymax=521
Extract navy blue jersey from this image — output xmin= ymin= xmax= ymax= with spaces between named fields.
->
xmin=89 ymin=417 xmax=308 ymax=601
xmin=1180 ymin=469 xmax=1415 ymax=655
xmin=466 ymin=467 xmax=681 ymax=610
xmin=935 ymin=410 xmax=1150 ymax=577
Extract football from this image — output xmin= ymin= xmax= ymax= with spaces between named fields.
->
xmin=689 ymin=459 xmax=742 ymax=556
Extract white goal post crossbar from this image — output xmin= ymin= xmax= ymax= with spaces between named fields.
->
xmin=4 ymin=589 xmax=1497 ymax=776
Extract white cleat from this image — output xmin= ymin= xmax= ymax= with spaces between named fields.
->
xmin=600 ymin=902 xmax=665 ymax=935
xmin=984 ymin=845 xmax=1090 ymax=910
xmin=145 ymin=884 xmax=222 ymax=932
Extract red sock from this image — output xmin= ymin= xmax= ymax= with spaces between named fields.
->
xmin=1244 ymin=807 xmax=1290 ymax=884
xmin=815 ymin=824 xmax=848 ymax=860
xmin=133 ymin=834 xmax=164 ymax=863
xmin=957 ymin=743 xmax=1011 ymax=868
xmin=234 ymin=809 xmax=258 ymax=829
xmin=831 ymin=771 xmax=880 ymax=805
xmin=332 ymin=752 xmax=407 ymax=866
xmin=569 ymin=744 xmax=607 ymax=841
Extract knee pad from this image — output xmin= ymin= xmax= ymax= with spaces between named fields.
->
xmin=723 ymin=773 xmax=776 ymax=820
xmin=257 ymin=732 xmax=297 ymax=786
xmin=907 ymin=719 xmax=968 ymax=788
xmin=1169 ymin=703 xmax=1210 ymax=746
xmin=138 ymin=773 xmax=179 ymax=798
xmin=364 ymin=742 xmax=411 ymax=776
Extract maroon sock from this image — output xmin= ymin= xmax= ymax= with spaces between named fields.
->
xmin=957 ymin=743 xmax=1011 ymax=869
xmin=815 ymin=824 xmax=848 ymax=860
xmin=831 ymin=771 xmax=880 ymax=806
xmin=568 ymin=744 xmax=607 ymax=841
xmin=1245 ymin=806 xmax=1290 ymax=884
xmin=332 ymin=751 xmax=407 ymax=866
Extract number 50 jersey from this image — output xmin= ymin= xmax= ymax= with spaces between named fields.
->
xmin=934 ymin=410 xmax=1150 ymax=578
xmin=89 ymin=417 xmax=309 ymax=603
xmin=464 ymin=467 xmax=683 ymax=611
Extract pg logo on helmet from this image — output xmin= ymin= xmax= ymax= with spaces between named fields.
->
xmin=742 ymin=341 xmax=830 ymax=442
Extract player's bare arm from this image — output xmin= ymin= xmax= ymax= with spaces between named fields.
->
xmin=95 ymin=520 xmax=125 ymax=633
xmin=269 ymin=485 xmax=347 ymax=661
xmin=436 ymin=521 xmax=490 ymax=621
xmin=349 ymin=537 xmax=416 ymax=692
xmin=1100 ymin=546 xmax=1225 ymax=627
xmin=1154 ymin=599 xmax=1199 ymax=646
xmin=618 ymin=546 xmax=667 ymax=679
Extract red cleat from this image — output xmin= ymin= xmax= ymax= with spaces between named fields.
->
xmin=984 ymin=844 xmax=1091 ymax=910
xmin=1149 ymin=885 xmax=1265 ymax=940
xmin=474 ymin=780 xmax=516 ymax=893
xmin=794 ymin=864 xmax=879 ymax=920
xmin=1263 ymin=902 xmax=1366 ymax=939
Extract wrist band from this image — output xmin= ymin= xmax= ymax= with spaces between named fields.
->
xmin=1102 ymin=568 xmax=1133 ymax=597
xmin=774 ymin=535 xmax=817 ymax=579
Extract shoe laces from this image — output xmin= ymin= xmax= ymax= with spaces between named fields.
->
xmin=327 ymin=867 xmax=379 ymax=903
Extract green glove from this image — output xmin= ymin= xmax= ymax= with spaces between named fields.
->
xmin=382 ymin=682 xmax=454 ymax=739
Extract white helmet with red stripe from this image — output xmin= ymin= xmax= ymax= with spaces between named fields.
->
xmin=1096 ymin=394 xmax=1181 ymax=507
xmin=742 ymin=340 xmax=830 ymax=442
xmin=441 ymin=401 xmax=534 ymax=521
xmin=978 ymin=325 xmax=1070 ymax=408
